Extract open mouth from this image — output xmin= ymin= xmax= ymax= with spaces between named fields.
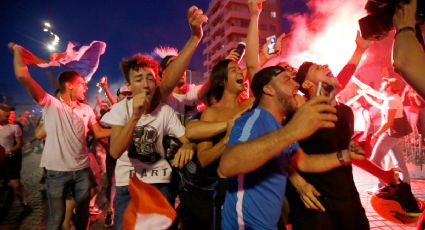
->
xmin=236 ymin=79 xmax=244 ymax=84
xmin=326 ymin=71 xmax=334 ymax=78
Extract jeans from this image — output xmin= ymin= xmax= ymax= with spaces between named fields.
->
xmin=46 ymin=168 xmax=92 ymax=230
xmin=114 ymin=183 xmax=170 ymax=230
xmin=370 ymin=133 xmax=410 ymax=186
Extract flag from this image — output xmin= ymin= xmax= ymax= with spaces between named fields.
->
xmin=20 ymin=41 xmax=106 ymax=82
xmin=123 ymin=176 xmax=176 ymax=230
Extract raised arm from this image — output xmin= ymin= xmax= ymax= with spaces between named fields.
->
xmin=336 ymin=31 xmax=371 ymax=89
xmin=9 ymin=43 xmax=47 ymax=103
xmin=393 ymin=0 xmax=425 ymax=98
xmin=245 ymin=0 xmax=264 ymax=79
xmin=159 ymin=6 xmax=207 ymax=99
xmin=99 ymin=76 xmax=117 ymax=105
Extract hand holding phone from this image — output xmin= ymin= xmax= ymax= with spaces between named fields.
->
xmin=266 ymin=35 xmax=277 ymax=54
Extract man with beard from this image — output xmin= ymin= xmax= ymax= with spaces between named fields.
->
xmin=218 ymin=65 xmax=366 ymax=230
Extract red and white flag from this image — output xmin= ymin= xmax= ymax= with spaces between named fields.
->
xmin=19 ymin=41 xmax=106 ymax=82
xmin=123 ymin=176 xmax=177 ymax=230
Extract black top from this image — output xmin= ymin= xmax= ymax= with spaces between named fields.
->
xmin=296 ymin=103 xmax=359 ymax=200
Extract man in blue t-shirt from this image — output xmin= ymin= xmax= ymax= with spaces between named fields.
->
xmin=218 ymin=66 xmax=366 ymax=230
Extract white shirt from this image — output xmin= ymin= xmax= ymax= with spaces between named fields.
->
xmin=166 ymin=84 xmax=202 ymax=117
xmin=39 ymin=94 xmax=97 ymax=171
xmin=100 ymin=99 xmax=185 ymax=186
xmin=0 ymin=123 xmax=22 ymax=152
xmin=382 ymin=94 xmax=404 ymax=123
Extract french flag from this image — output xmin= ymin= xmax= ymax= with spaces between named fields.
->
xmin=123 ymin=176 xmax=177 ymax=230
xmin=19 ymin=41 xmax=106 ymax=82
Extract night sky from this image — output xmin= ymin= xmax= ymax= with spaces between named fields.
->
xmin=0 ymin=0 xmax=308 ymax=109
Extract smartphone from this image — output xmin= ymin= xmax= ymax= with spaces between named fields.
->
xmin=315 ymin=81 xmax=336 ymax=105
xmin=266 ymin=35 xmax=277 ymax=54
xmin=235 ymin=42 xmax=246 ymax=60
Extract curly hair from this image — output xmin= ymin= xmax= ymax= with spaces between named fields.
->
xmin=120 ymin=53 xmax=159 ymax=83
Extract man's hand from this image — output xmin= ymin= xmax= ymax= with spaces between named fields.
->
xmin=225 ymin=49 xmax=241 ymax=63
xmin=296 ymin=182 xmax=325 ymax=212
xmin=132 ymin=91 xmax=147 ymax=119
xmin=188 ymin=6 xmax=208 ymax=39
xmin=248 ymin=0 xmax=265 ymax=16
xmin=172 ymin=143 xmax=195 ymax=169
xmin=99 ymin=76 xmax=109 ymax=90
xmin=355 ymin=30 xmax=371 ymax=52
xmin=285 ymin=96 xmax=338 ymax=141
xmin=348 ymin=141 xmax=366 ymax=161
xmin=393 ymin=0 xmax=417 ymax=30
xmin=261 ymin=33 xmax=285 ymax=60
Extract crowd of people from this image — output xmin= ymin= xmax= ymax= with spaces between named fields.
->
xmin=1 ymin=0 xmax=425 ymax=229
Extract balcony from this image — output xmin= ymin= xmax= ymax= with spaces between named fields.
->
xmin=223 ymin=0 xmax=246 ymax=8
xmin=224 ymin=26 xmax=248 ymax=37
xmin=224 ymin=10 xmax=249 ymax=22
xmin=203 ymin=38 xmax=222 ymax=55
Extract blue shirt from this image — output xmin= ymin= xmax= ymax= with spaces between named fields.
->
xmin=221 ymin=107 xmax=299 ymax=230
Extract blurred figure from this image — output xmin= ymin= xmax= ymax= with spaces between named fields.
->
xmin=0 ymin=103 xmax=28 ymax=208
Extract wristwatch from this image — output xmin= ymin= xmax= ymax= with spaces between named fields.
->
xmin=337 ymin=150 xmax=349 ymax=165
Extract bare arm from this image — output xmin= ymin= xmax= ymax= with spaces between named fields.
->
xmin=8 ymin=135 xmax=23 ymax=156
xmin=185 ymin=119 xmax=227 ymax=141
xmin=159 ymin=6 xmax=207 ymax=100
xmin=9 ymin=43 xmax=47 ymax=103
xmin=288 ymin=166 xmax=325 ymax=211
xmin=109 ymin=116 xmax=139 ymax=159
xmin=171 ymin=135 xmax=196 ymax=169
xmin=245 ymin=0 xmax=263 ymax=80
xmin=360 ymin=91 xmax=383 ymax=110
xmin=336 ymin=31 xmax=370 ymax=89
xmin=393 ymin=0 xmax=425 ymax=98
xmin=99 ymin=76 xmax=117 ymax=105
xmin=92 ymin=123 xmax=111 ymax=139
xmin=35 ymin=123 xmax=47 ymax=140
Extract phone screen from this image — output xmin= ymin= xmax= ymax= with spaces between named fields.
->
xmin=267 ymin=35 xmax=277 ymax=54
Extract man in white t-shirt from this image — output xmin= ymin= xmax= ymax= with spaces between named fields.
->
xmin=0 ymin=104 xmax=28 ymax=208
xmin=101 ymin=53 xmax=197 ymax=229
xmin=10 ymin=43 xmax=111 ymax=230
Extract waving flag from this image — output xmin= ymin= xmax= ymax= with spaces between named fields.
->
xmin=123 ymin=176 xmax=176 ymax=230
xmin=19 ymin=41 xmax=106 ymax=82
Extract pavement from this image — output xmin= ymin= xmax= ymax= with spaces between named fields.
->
xmin=0 ymin=146 xmax=424 ymax=230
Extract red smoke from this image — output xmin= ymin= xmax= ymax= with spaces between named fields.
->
xmin=283 ymin=0 xmax=366 ymax=73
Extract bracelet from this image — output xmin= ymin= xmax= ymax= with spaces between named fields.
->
xmin=395 ymin=26 xmax=415 ymax=38
xmin=337 ymin=150 xmax=349 ymax=165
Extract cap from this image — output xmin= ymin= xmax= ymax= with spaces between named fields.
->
xmin=251 ymin=66 xmax=285 ymax=108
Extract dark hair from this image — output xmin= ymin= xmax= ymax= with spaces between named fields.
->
xmin=120 ymin=53 xmax=159 ymax=83
xmin=159 ymin=55 xmax=176 ymax=78
xmin=58 ymin=70 xmax=82 ymax=93
xmin=295 ymin=61 xmax=314 ymax=97
xmin=207 ymin=59 xmax=232 ymax=102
